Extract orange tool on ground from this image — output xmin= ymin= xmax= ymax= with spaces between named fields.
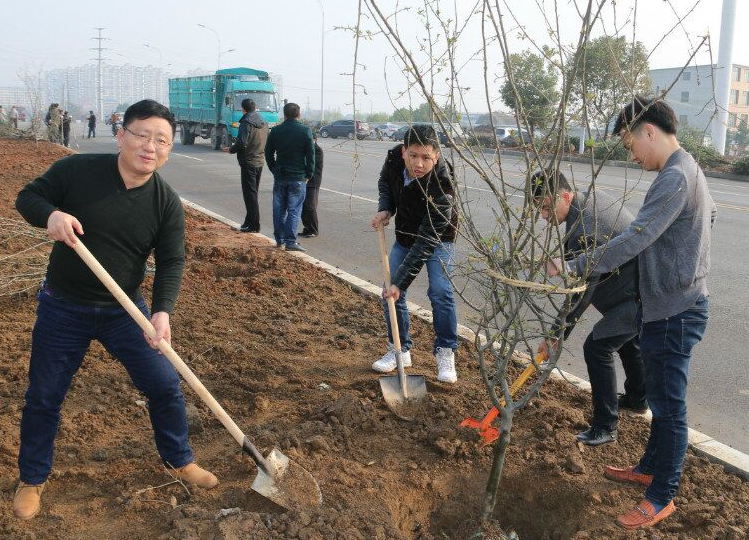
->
xmin=460 ymin=351 xmax=548 ymax=445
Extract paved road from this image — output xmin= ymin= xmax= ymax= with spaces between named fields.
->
xmin=69 ymin=125 xmax=749 ymax=454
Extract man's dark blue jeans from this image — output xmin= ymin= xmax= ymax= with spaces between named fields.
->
xmin=636 ymin=296 xmax=709 ymax=506
xmin=272 ymin=178 xmax=307 ymax=247
xmin=18 ymin=287 xmax=193 ymax=485
xmin=583 ymin=332 xmax=644 ymax=431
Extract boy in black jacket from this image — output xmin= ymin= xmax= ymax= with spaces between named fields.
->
xmin=370 ymin=124 xmax=459 ymax=383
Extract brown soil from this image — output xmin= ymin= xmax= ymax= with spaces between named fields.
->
xmin=1 ymin=137 xmax=748 ymax=540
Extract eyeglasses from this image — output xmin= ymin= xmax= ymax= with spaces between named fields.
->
xmin=123 ymin=127 xmax=173 ymax=149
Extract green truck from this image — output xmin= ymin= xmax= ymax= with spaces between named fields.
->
xmin=169 ymin=67 xmax=279 ymax=150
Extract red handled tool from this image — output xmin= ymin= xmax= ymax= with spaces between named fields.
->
xmin=460 ymin=351 xmax=548 ymax=445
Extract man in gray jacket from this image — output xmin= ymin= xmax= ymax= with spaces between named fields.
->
xmin=229 ymin=99 xmax=268 ymax=233
xmin=547 ymin=97 xmax=716 ymax=529
xmin=533 ymin=170 xmax=645 ymax=447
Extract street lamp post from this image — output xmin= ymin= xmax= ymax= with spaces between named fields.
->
xmin=313 ymin=0 xmax=325 ymax=123
xmin=198 ymin=23 xmax=224 ymax=72
xmin=143 ymin=44 xmax=167 ymax=103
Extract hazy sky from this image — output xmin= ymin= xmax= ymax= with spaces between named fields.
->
xmin=1 ymin=0 xmax=746 ymax=113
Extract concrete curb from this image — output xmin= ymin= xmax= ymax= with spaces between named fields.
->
xmin=181 ymin=197 xmax=749 ymax=481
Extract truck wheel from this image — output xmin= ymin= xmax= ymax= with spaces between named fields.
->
xmin=320 ymin=130 xmax=329 ymax=138
xmin=180 ymin=124 xmax=195 ymax=145
xmin=347 ymin=132 xmax=354 ymax=140
xmin=211 ymin=127 xmax=225 ymax=150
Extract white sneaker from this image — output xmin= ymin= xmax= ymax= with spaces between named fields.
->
xmin=372 ymin=344 xmax=412 ymax=373
xmin=435 ymin=347 xmax=457 ymax=383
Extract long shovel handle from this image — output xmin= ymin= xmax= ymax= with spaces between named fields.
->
xmin=376 ymin=226 xmax=408 ymax=398
xmin=71 ymin=240 xmax=271 ymax=475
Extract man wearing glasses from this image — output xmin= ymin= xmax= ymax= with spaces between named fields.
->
xmin=12 ymin=100 xmax=217 ymax=521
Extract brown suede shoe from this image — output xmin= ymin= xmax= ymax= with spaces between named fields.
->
xmin=173 ymin=462 xmax=218 ymax=489
xmin=13 ymin=482 xmax=46 ymax=520
xmin=617 ymin=499 xmax=676 ymax=529
xmin=604 ymin=465 xmax=653 ymax=487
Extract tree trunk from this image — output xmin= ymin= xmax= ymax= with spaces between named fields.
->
xmin=480 ymin=412 xmax=514 ymax=522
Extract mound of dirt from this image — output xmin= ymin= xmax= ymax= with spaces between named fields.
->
xmin=0 ymin=138 xmax=747 ymax=540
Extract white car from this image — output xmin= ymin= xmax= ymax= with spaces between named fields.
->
xmin=374 ymin=123 xmax=399 ymax=139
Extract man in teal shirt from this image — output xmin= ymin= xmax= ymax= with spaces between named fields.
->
xmin=264 ymin=102 xmax=315 ymax=252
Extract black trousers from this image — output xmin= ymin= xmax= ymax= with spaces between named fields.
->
xmin=87 ymin=125 xmax=95 ymax=138
xmin=239 ymin=164 xmax=263 ymax=231
xmin=583 ymin=332 xmax=645 ymax=431
xmin=301 ymin=185 xmax=320 ymax=234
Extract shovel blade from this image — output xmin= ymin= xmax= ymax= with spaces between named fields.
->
xmin=251 ymin=448 xmax=322 ymax=511
xmin=379 ymin=374 xmax=427 ymax=421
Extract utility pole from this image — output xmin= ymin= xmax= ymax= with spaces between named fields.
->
xmin=711 ymin=0 xmax=737 ymax=155
xmin=313 ymin=0 xmax=325 ymax=123
xmin=90 ymin=27 xmax=108 ymax=121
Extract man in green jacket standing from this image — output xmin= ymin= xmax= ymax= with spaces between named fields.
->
xmin=264 ymin=102 xmax=315 ymax=252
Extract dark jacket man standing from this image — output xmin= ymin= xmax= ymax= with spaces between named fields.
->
xmin=300 ymin=134 xmax=324 ymax=237
xmin=532 ymin=171 xmax=646 ymax=447
xmin=370 ymin=124 xmax=459 ymax=384
xmin=87 ymin=111 xmax=96 ymax=138
xmin=12 ymin=99 xmax=218 ymax=522
xmin=264 ymin=102 xmax=315 ymax=251
xmin=229 ymin=99 xmax=268 ymax=232
xmin=547 ymin=97 xmax=717 ymax=530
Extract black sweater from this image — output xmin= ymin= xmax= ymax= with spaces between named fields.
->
xmin=16 ymin=154 xmax=185 ymax=313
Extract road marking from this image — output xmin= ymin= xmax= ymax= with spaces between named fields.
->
xmin=320 ymin=187 xmax=377 ymax=203
xmin=171 ymin=153 xmax=204 ymax=161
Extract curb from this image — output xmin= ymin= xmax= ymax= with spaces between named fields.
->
xmin=181 ymin=197 xmax=749 ymax=481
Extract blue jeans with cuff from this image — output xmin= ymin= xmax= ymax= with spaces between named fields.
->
xmin=382 ymin=240 xmax=458 ymax=354
xmin=18 ymin=287 xmax=193 ymax=485
xmin=272 ymin=178 xmax=307 ymax=247
xmin=636 ymin=296 xmax=709 ymax=506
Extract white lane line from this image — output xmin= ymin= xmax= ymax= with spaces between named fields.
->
xmin=171 ymin=152 xmax=204 ymax=161
xmin=319 ymin=187 xmax=377 ymax=203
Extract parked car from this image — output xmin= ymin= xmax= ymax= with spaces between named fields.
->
xmin=318 ymin=119 xmax=370 ymax=140
xmin=373 ymin=123 xmax=399 ymax=139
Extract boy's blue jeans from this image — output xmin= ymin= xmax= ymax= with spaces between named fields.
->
xmin=382 ymin=240 xmax=458 ymax=353
xmin=18 ymin=288 xmax=193 ymax=484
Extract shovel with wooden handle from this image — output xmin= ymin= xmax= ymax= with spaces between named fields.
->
xmin=376 ymin=226 xmax=427 ymax=421
xmin=71 ymin=239 xmax=321 ymax=511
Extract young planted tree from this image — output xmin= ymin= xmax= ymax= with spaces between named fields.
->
xmin=354 ymin=0 xmax=716 ymax=535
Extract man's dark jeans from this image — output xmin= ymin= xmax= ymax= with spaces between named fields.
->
xmin=636 ymin=296 xmax=709 ymax=506
xmin=272 ymin=178 xmax=306 ymax=247
xmin=239 ymin=164 xmax=263 ymax=231
xmin=583 ymin=332 xmax=645 ymax=431
xmin=18 ymin=288 xmax=193 ymax=485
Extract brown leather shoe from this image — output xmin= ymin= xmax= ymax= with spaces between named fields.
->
xmin=13 ymin=482 xmax=45 ymax=520
xmin=173 ymin=462 xmax=218 ymax=489
xmin=617 ymin=499 xmax=676 ymax=529
xmin=604 ymin=465 xmax=653 ymax=487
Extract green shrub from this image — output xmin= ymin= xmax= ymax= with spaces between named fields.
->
xmin=677 ymin=129 xmax=729 ymax=170
xmin=732 ymin=155 xmax=749 ymax=176
xmin=592 ymin=139 xmax=629 ymax=162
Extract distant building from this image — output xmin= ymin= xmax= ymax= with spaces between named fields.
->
xmin=649 ymin=63 xmax=749 ymax=134
xmin=0 ymin=86 xmax=46 ymax=110
xmin=44 ymin=64 xmax=171 ymax=115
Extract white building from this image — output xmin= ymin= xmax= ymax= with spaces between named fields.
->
xmin=649 ymin=63 xmax=749 ymax=133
